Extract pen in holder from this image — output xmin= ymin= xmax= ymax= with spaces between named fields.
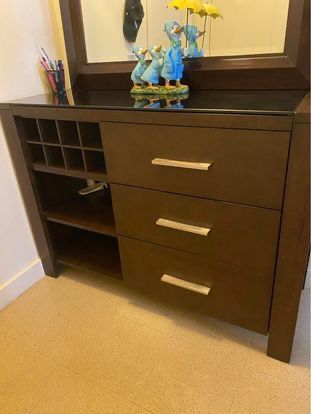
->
xmin=46 ymin=69 xmax=66 ymax=95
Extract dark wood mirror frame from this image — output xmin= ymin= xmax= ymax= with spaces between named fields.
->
xmin=60 ymin=0 xmax=310 ymax=91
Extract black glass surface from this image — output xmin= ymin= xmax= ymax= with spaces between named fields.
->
xmin=6 ymin=89 xmax=306 ymax=115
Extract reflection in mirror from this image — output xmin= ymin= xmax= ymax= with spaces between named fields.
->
xmin=131 ymin=93 xmax=189 ymax=109
xmin=81 ymin=0 xmax=290 ymax=63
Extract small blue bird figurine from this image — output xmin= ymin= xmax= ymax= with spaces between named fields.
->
xmin=131 ymin=46 xmax=148 ymax=89
xmin=183 ymin=25 xmax=205 ymax=58
xmin=141 ymin=45 xmax=165 ymax=89
xmin=161 ymin=21 xmax=184 ymax=89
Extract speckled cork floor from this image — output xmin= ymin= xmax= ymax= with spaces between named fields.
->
xmin=0 ymin=269 xmax=310 ymax=414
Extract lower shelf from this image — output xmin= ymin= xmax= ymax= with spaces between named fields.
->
xmin=48 ymin=223 xmax=122 ymax=279
xmin=45 ymin=190 xmax=116 ymax=237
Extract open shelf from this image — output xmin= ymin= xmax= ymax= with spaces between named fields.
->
xmin=45 ymin=194 xmax=116 ymax=236
xmin=32 ymin=163 xmax=108 ymax=181
xmin=78 ymin=122 xmax=102 ymax=149
xmin=48 ymin=222 xmax=121 ymax=279
xmin=35 ymin=173 xmax=115 ymax=236
xmin=58 ymin=121 xmax=80 ymax=146
xmin=38 ymin=119 xmax=60 ymax=144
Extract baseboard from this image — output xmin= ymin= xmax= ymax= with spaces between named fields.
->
xmin=0 ymin=259 xmax=44 ymax=310
xmin=305 ymin=256 xmax=311 ymax=289
xmin=305 ymin=270 xmax=311 ymax=289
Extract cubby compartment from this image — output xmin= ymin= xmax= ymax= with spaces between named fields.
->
xmin=78 ymin=122 xmax=102 ymax=149
xmin=34 ymin=173 xmax=115 ymax=236
xmin=18 ymin=118 xmax=40 ymax=142
xmin=84 ymin=150 xmax=106 ymax=174
xmin=64 ymin=148 xmax=85 ymax=171
xmin=58 ymin=121 xmax=80 ymax=146
xmin=45 ymin=146 xmax=65 ymax=168
xmin=38 ymin=119 xmax=60 ymax=144
xmin=28 ymin=144 xmax=46 ymax=165
xmin=48 ymin=221 xmax=121 ymax=279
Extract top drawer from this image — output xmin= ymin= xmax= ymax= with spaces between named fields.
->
xmin=101 ymin=122 xmax=290 ymax=209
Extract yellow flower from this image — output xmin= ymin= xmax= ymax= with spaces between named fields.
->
xmin=167 ymin=0 xmax=203 ymax=13
xmin=199 ymin=3 xmax=223 ymax=18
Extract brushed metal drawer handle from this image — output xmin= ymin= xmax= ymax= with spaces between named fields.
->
xmin=156 ymin=218 xmax=211 ymax=236
xmin=152 ymin=158 xmax=212 ymax=171
xmin=161 ymin=274 xmax=211 ymax=296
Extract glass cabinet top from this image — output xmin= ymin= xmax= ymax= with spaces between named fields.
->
xmin=5 ymin=89 xmax=306 ymax=115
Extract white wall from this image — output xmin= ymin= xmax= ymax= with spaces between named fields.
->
xmin=0 ymin=0 xmax=69 ymax=310
xmin=81 ymin=0 xmax=148 ymax=62
xmin=209 ymin=0 xmax=290 ymax=56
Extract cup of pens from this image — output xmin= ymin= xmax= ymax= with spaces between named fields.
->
xmin=40 ymin=48 xmax=66 ymax=95
xmin=46 ymin=68 xmax=65 ymax=94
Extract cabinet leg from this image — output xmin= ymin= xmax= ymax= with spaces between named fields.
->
xmin=267 ymin=120 xmax=310 ymax=363
xmin=42 ymin=255 xmax=59 ymax=278
xmin=267 ymin=315 xmax=299 ymax=363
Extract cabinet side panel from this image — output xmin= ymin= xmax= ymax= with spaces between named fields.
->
xmin=268 ymin=120 xmax=310 ymax=362
xmin=0 ymin=109 xmax=57 ymax=276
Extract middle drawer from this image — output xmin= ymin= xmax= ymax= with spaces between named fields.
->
xmin=111 ymin=184 xmax=280 ymax=275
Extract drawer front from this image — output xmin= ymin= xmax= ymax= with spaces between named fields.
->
xmin=112 ymin=185 xmax=280 ymax=275
xmin=119 ymin=237 xmax=273 ymax=333
xmin=102 ymin=122 xmax=290 ymax=209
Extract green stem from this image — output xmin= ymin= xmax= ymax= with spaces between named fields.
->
xmin=202 ymin=15 xmax=207 ymax=50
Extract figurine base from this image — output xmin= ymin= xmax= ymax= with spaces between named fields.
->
xmin=131 ymin=85 xmax=189 ymax=95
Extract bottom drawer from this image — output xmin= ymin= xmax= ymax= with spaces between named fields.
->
xmin=119 ymin=237 xmax=274 ymax=334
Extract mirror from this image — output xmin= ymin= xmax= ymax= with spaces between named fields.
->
xmin=81 ymin=0 xmax=290 ymax=63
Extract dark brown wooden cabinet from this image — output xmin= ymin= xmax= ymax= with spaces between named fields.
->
xmin=0 ymin=90 xmax=309 ymax=363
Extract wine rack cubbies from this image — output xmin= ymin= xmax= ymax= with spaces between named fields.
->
xmin=38 ymin=119 xmax=60 ymax=144
xmin=64 ymin=147 xmax=85 ymax=171
xmin=19 ymin=118 xmax=41 ymax=142
xmin=84 ymin=150 xmax=106 ymax=174
xmin=58 ymin=120 xmax=80 ymax=146
xmin=28 ymin=143 xmax=46 ymax=164
xmin=78 ymin=122 xmax=102 ymax=149
xmin=17 ymin=117 xmax=107 ymax=180
xmin=45 ymin=145 xmax=65 ymax=168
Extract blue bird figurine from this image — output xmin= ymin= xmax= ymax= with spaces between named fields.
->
xmin=131 ymin=46 xmax=148 ymax=89
xmin=141 ymin=45 xmax=165 ymax=89
xmin=183 ymin=25 xmax=205 ymax=58
xmin=161 ymin=21 xmax=186 ymax=89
